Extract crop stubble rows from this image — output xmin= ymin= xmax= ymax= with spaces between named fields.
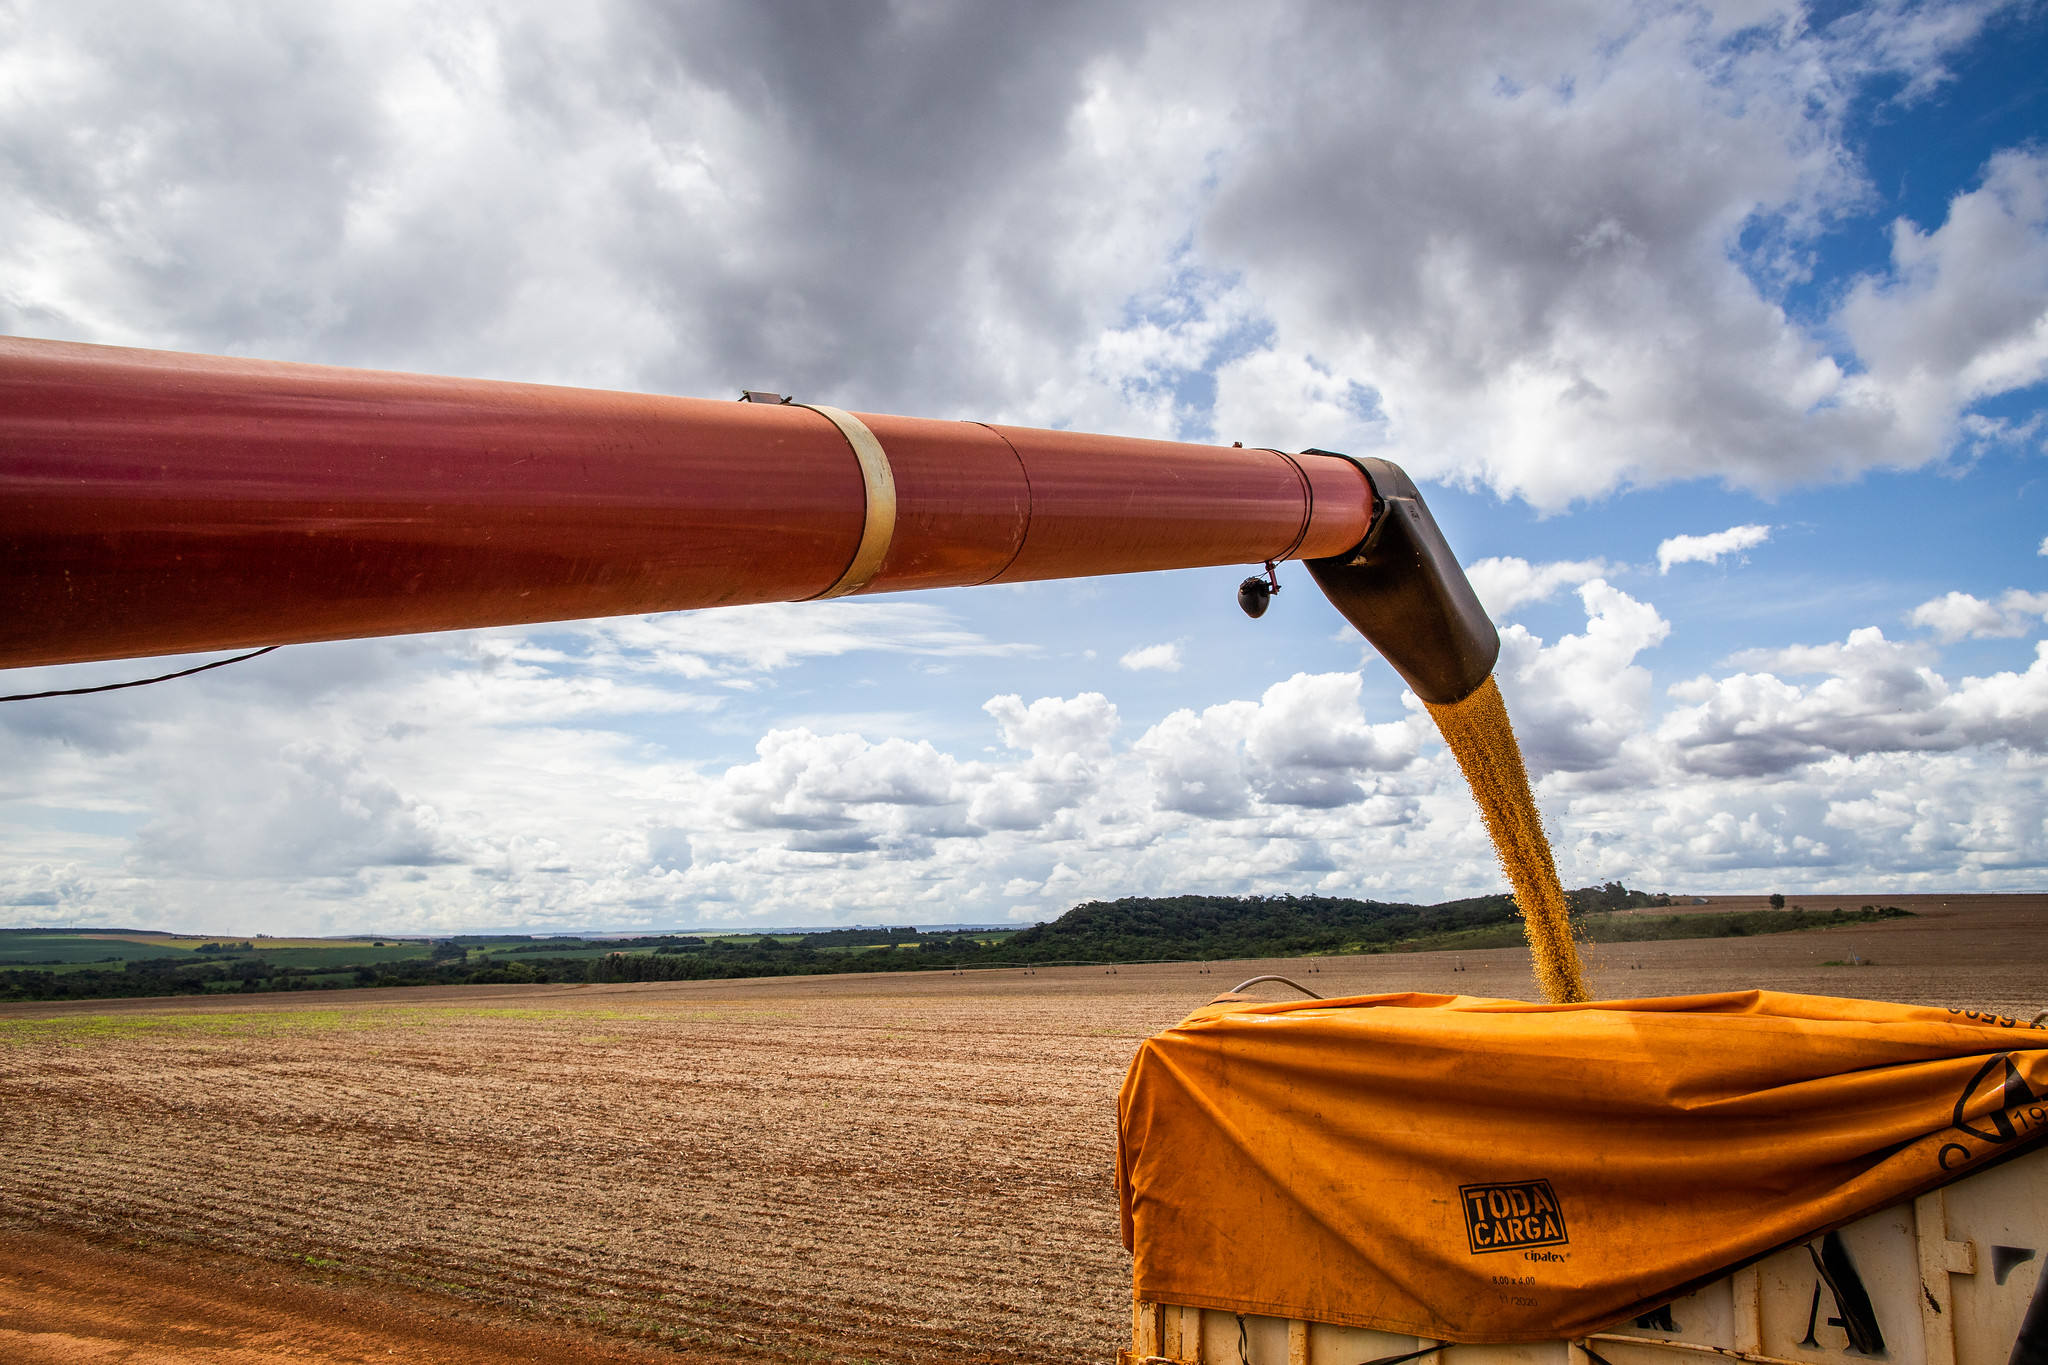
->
xmin=0 ymin=989 xmax=1167 ymax=1364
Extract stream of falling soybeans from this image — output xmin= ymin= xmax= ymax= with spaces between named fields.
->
xmin=1425 ymin=675 xmax=1590 ymax=1004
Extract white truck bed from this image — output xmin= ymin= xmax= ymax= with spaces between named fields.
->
xmin=1126 ymin=1143 xmax=2047 ymax=1365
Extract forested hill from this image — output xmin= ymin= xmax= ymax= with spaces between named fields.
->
xmin=2 ymin=882 xmax=1717 ymax=1000
xmin=1001 ymin=892 xmax=1523 ymax=961
xmin=1001 ymin=881 xmax=1681 ymax=961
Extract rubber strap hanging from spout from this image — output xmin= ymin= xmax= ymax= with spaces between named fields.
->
xmin=1302 ymin=453 xmax=1499 ymax=705
xmin=797 ymin=404 xmax=897 ymax=599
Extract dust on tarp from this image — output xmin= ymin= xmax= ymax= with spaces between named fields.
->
xmin=1115 ymin=989 xmax=2048 ymax=1344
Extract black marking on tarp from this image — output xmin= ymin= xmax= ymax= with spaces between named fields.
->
xmin=1458 ymin=1179 xmax=1568 ymax=1255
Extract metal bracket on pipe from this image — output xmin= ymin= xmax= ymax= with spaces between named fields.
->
xmin=797 ymin=404 xmax=897 ymax=599
xmin=1265 ymin=449 xmax=1317 ymax=565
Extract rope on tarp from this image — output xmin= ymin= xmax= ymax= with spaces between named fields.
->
xmin=1229 ymin=974 xmax=1324 ymax=999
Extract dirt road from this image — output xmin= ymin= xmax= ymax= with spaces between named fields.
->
xmin=1 ymin=894 xmax=2042 ymax=1364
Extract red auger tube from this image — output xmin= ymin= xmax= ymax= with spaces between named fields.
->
xmin=0 ymin=336 xmax=1374 ymax=669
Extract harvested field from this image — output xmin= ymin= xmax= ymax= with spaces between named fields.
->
xmin=0 ymin=1223 xmax=661 ymax=1363
xmin=1 ymin=893 xmax=2044 ymax=1364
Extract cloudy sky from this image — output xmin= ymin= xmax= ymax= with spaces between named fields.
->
xmin=4 ymin=0 xmax=2047 ymax=935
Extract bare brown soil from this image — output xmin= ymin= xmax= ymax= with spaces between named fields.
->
xmin=0 ymin=1224 xmax=675 ymax=1362
xmin=2 ymin=894 xmax=2044 ymax=1364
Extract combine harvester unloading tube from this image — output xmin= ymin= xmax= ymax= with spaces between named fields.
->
xmin=3 ymin=335 xmax=2044 ymax=1364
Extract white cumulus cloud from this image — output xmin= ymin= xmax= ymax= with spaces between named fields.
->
xmin=1660 ymin=628 xmax=2048 ymax=778
xmin=1134 ymin=672 xmax=1424 ymax=817
xmin=1910 ymin=589 xmax=2048 ymax=642
xmin=13 ymin=569 xmax=2048 ymax=932
xmin=1495 ymin=581 xmax=1671 ymax=784
xmin=969 ymin=693 xmax=1120 ymax=832
xmin=1 ymin=3 xmax=2037 ymax=501
xmin=1657 ymin=524 xmax=1773 ymax=574
xmin=1201 ymin=10 xmax=2048 ymax=507
xmin=1465 ymin=557 xmax=1615 ymax=618
xmin=1119 ymin=642 xmax=1183 ymax=672
xmin=1836 ymin=149 xmax=2048 ymax=453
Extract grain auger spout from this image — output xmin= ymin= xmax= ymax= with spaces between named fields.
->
xmin=1298 ymin=453 xmax=1497 ymax=707
xmin=1295 ymin=453 xmax=1585 ymax=1004
xmin=0 ymin=334 xmax=1584 ymax=1000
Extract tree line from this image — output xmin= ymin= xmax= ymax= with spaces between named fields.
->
xmin=24 ymin=885 xmax=1904 ymax=1005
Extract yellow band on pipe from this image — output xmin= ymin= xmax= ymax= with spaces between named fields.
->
xmin=799 ymin=404 xmax=897 ymax=599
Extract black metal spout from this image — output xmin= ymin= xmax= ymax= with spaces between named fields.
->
xmin=1303 ymin=453 xmax=1499 ymax=706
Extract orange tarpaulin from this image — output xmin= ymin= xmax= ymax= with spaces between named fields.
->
xmin=1116 ymin=990 xmax=2048 ymax=1344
